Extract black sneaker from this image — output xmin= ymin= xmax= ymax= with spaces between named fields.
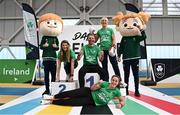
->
xmin=135 ymin=91 xmax=140 ymax=97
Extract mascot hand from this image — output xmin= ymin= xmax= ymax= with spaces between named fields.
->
xmin=43 ymin=42 xmax=49 ymax=47
xmin=52 ymin=43 xmax=58 ymax=48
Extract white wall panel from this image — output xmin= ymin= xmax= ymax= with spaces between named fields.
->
xmin=162 ymin=19 xmax=173 ymax=42
xmin=173 ymin=19 xmax=180 ymax=43
xmin=150 ymin=19 xmax=163 ymax=43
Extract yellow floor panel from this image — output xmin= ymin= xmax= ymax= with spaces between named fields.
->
xmin=37 ymin=105 xmax=72 ymax=115
xmin=173 ymin=96 xmax=180 ymax=100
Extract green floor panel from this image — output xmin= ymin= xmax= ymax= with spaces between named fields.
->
xmin=121 ymin=98 xmax=158 ymax=115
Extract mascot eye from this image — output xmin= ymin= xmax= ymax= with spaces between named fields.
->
xmin=133 ymin=23 xmax=137 ymax=27
xmin=54 ymin=22 xmax=57 ymax=25
xmin=47 ymin=21 xmax=50 ymax=24
xmin=124 ymin=23 xmax=128 ymax=27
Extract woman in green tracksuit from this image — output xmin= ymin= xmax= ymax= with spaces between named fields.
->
xmin=56 ymin=40 xmax=78 ymax=82
xmin=41 ymin=75 xmax=125 ymax=109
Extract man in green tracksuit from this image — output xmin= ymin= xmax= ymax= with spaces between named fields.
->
xmin=77 ymin=33 xmax=107 ymax=87
xmin=118 ymin=30 xmax=146 ymax=96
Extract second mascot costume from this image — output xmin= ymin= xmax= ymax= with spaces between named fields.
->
xmin=113 ymin=11 xmax=150 ymax=96
xmin=39 ymin=13 xmax=63 ymax=95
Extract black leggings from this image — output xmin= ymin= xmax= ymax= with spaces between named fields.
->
xmin=43 ymin=60 xmax=56 ymax=92
xmin=102 ymin=50 xmax=121 ymax=79
xmin=123 ymin=59 xmax=139 ymax=92
xmin=78 ymin=64 xmax=108 ymax=87
xmin=52 ymin=87 xmax=95 ymax=106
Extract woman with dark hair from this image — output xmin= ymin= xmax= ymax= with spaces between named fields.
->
xmin=41 ymin=75 xmax=126 ymax=109
xmin=56 ymin=40 xmax=78 ymax=82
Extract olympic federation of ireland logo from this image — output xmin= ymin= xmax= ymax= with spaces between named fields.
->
xmin=154 ymin=63 xmax=165 ymax=79
xmin=27 ymin=19 xmax=35 ymax=31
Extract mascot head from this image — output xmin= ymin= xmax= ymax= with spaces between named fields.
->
xmin=39 ymin=13 xmax=63 ymax=36
xmin=112 ymin=12 xmax=151 ymax=37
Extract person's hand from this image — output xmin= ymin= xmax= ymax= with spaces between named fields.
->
xmin=98 ymin=79 xmax=103 ymax=83
xmin=99 ymin=56 xmax=103 ymax=62
xmin=115 ymin=103 xmax=122 ymax=109
xmin=77 ymin=54 xmax=81 ymax=61
xmin=68 ymin=76 xmax=73 ymax=82
xmin=77 ymin=51 xmax=83 ymax=61
xmin=117 ymin=57 xmax=121 ymax=62
xmin=99 ymin=51 xmax=104 ymax=62
xmin=112 ymin=44 xmax=116 ymax=48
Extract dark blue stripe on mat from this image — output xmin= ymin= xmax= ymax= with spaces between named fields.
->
xmin=152 ymin=88 xmax=180 ymax=95
xmin=0 ymin=87 xmax=37 ymax=95
xmin=0 ymin=98 xmax=41 ymax=114
xmin=80 ymin=105 xmax=112 ymax=115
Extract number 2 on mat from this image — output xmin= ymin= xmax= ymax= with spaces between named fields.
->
xmin=58 ymin=84 xmax=66 ymax=93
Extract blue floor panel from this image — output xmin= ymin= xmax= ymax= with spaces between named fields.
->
xmin=0 ymin=98 xmax=41 ymax=114
xmin=0 ymin=87 xmax=37 ymax=95
xmin=152 ymin=88 xmax=180 ymax=95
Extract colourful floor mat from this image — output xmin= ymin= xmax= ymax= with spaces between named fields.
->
xmin=0 ymin=97 xmax=161 ymax=114
xmin=130 ymin=91 xmax=180 ymax=114
xmin=0 ymin=84 xmax=179 ymax=114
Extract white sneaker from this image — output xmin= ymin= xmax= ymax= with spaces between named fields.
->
xmin=40 ymin=99 xmax=52 ymax=105
xmin=120 ymin=82 xmax=127 ymax=88
xmin=42 ymin=94 xmax=53 ymax=100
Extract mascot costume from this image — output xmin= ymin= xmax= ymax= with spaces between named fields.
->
xmin=39 ymin=13 xmax=63 ymax=95
xmin=113 ymin=10 xmax=150 ymax=96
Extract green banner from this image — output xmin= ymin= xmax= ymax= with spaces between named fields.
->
xmin=0 ymin=60 xmax=36 ymax=83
